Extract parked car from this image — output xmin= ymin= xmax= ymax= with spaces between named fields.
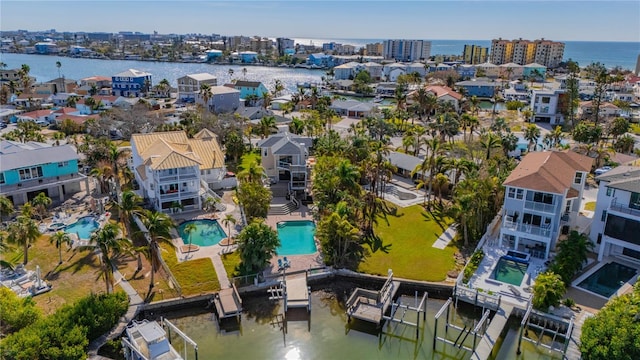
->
xmin=595 ymin=166 xmax=612 ymax=176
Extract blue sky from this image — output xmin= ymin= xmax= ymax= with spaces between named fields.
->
xmin=1 ymin=1 xmax=639 ymax=42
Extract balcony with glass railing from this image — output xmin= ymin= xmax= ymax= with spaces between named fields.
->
xmin=503 ymin=218 xmax=553 ymax=238
xmin=609 ymin=199 xmax=640 ymax=218
xmin=523 ymin=200 xmax=556 ymax=214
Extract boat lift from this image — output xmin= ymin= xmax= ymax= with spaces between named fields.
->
xmin=433 ymin=298 xmax=491 ymax=353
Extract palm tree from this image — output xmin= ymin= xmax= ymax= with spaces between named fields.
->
xmin=19 ymin=64 xmax=31 ymax=94
xmin=480 ymin=132 xmax=502 ymax=160
xmin=614 ymin=134 xmax=635 ymax=154
xmin=55 ymin=61 xmax=62 ymax=92
xmin=273 ymin=79 xmax=284 ymax=97
xmin=228 ymin=68 xmax=234 ymax=81
xmin=7 ymin=214 xmax=40 ymax=264
xmin=90 ymin=161 xmax=114 ymax=194
xmin=183 ymin=222 xmax=197 ymax=256
xmin=50 ymin=231 xmax=72 ymax=264
xmin=87 ymin=223 xmax=131 ymax=294
xmin=200 ymin=83 xmax=212 ymax=111
xmin=524 ymin=124 xmax=541 ymax=152
xmin=116 ymin=190 xmax=143 ymax=236
xmin=238 ymin=159 xmax=266 ymax=184
xmin=31 ymin=192 xmax=52 ymax=221
xmin=221 ymin=214 xmax=236 ymax=246
xmin=521 ymin=107 xmax=533 ymax=123
xmin=289 ymin=117 xmax=305 ymax=135
xmin=141 ymin=210 xmax=174 ymax=291
xmin=0 ymin=195 xmax=14 ymax=223
xmin=258 ymin=116 xmax=277 ymax=138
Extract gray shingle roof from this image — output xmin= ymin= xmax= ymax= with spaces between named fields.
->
xmin=0 ymin=141 xmax=79 ymax=171
xmin=387 ymin=151 xmax=422 ymax=171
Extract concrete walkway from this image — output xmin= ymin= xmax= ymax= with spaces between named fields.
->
xmin=87 ymin=269 xmax=144 ymax=358
xmin=432 ymin=225 xmax=457 ymax=249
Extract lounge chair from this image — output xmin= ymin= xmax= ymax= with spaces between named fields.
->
xmin=283 ymin=257 xmax=291 ymax=268
xmin=277 ymin=259 xmax=284 ymax=271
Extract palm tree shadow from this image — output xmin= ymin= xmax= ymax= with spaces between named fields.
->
xmin=423 ymin=203 xmax=449 ymax=232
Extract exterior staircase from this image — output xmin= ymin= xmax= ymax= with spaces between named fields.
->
xmin=268 ymin=201 xmax=298 ymax=215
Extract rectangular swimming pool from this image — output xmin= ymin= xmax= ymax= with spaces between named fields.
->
xmin=577 ymin=262 xmax=637 ymax=298
xmin=276 ymin=221 xmax=317 ymax=255
xmin=492 ymin=257 xmax=529 ymax=286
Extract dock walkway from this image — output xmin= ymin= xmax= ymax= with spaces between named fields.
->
xmin=471 ymin=303 xmax=514 ymax=360
xmin=346 ymin=270 xmax=400 ymax=325
xmin=212 ymin=284 xmax=242 ymax=322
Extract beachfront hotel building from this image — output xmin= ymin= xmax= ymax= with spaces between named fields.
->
xmin=591 ymin=166 xmax=640 ymax=261
xmin=490 ymin=38 xmax=565 ymax=68
xmin=130 ymin=130 xmax=230 ymax=213
xmin=499 ymin=151 xmax=593 ymax=260
xmin=0 ymin=140 xmax=89 ymax=207
xmin=382 ymin=40 xmax=431 ymax=62
xmin=462 ymin=45 xmax=488 ymax=65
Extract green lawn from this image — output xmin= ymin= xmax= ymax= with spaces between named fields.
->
xmin=221 ymin=251 xmax=241 ymax=278
xmin=161 ymin=243 xmax=220 ymax=296
xmin=358 ymin=204 xmax=457 ymax=282
xmin=584 ymin=201 xmax=596 ymax=211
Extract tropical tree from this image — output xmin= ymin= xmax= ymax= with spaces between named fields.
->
xmin=532 ymin=271 xmax=565 ymax=311
xmin=549 ymin=231 xmax=594 ymax=285
xmin=607 ymin=117 xmax=630 ymax=142
xmin=200 ymin=83 xmax=212 ymax=110
xmin=183 ymin=222 xmax=197 ymax=255
xmin=258 ymin=116 xmax=277 ymax=138
xmin=87 ymin=223 xmax=131 ymax=294
xmin=614 ymin=134 xmax=635 ymax=154
xmin=289 ymin=117 xmax=305 ymax=135
xmin=480 ymin=132 xmax=502 ymax=160
xmin=6 ymin=214 xmax=40 ymax=264
xmin=140 ymin=210 xmax=174 ymax=291
xmin=236 ymin=181 xmax=272 ymax=221
xmin=221 ymin=214 xmax=236 ymax=244
xmin=49 ymin=231 xmax=72 ymax=264
xmin=18 ymin=64 xmax=31 ymax=94
xmin=580 ymin=283 xmax=640 ymax=360
xmin=115 ymin=190 xmax=143 ymax=236
xmin=523 ymin=124 xmax=541 ymax=152
xmin=316 ymin=210 xmax=361 ymax=267
xmin=0 ymin=195 xmax=14 ymax=222
xmin=31 ymin=192 xmax=52 ymax=221
xmin=236 ymin=221 xmax=280 ymax=274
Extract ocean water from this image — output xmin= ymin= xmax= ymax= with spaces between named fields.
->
xmin=295 ymin=38 xmax=640 ymax=70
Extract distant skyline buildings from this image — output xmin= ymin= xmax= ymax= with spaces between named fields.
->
xmin=1 ymin=1 xmax=639 ymax=43
xmin=383 ymin=40 xmax=431 ymax=62
xmin=490 ymin=38 xmax=565 ymax=68
xmin=463 ymin=45 xmax=488 ymax=65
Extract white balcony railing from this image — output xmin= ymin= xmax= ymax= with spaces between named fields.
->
xmin=524 ymin=200 xmax=556 ymax=214
xmin=609 ymin=199 xmax=640 ymax=218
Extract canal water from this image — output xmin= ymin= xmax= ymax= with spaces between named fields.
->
xmin=158 ymin=286 xmax=562 ymax=360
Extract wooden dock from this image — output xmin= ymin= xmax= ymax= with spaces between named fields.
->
xmin=470 ymin=303 xmax=514 ymax=360
xmin=212 ymin=284 xmax=242 ymax=323
xmin=346 ymin=270 xmax=401 ymax=325
xmin=285 ymin=273 xmax=311 ymax=311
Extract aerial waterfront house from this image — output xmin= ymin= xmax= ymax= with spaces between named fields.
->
xmin=195 ymin=85 xmax=240 ymax=113
xmin=590 ymin=166 xmax=640 ymax=261
xmin=232 ymin=80 xmax=269 ymax=101
xmin=499 ymin=150 xmax=593 ymax=259
xmin=177 ymin=73 xmax=218 ymax=103
xmin=130 ymin=130 xmax=229 ymax=213
xmin=258 ymin=132 xmax=313 ymax=192
xmin=0 ymin=140 xmax=89 ymax=206
xmin=111 ymin=69 xmax=152 ymax=97
xmin=529 ymin=89 xmax=565 ymax=124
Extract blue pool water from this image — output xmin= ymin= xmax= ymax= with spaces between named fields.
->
xmin=65 ymin=216 xmax=100 ymax=240
xmin=276 ymin=221 xmax=317 ymax=255
xmin=577 ymin=262 xmax=637 ymax=298
xmin=178 ymin=219 xmax=226 ymax=247
xmin=492 ymin=257 xmax=529 ymax=286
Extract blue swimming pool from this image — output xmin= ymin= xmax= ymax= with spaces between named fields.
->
xmin=65 ymin=216 xmax=100 ymax=240
xmin=178 ymin=219 xmax=226 ymax=247
xmin=577 ymin=262 xmax=637 ymax=298
xmin=492 ymin=257 xmax=529 ymax=286
xmin=276 ymin=221 xmax=317 ymax=255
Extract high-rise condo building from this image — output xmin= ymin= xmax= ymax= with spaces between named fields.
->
xmin=490 ymin=38 xmax=565 ymax=68
xmin=462 ymin=45 xmax=488 ymax=64
xmin=383 ymin=40 xmax=431 ymax=62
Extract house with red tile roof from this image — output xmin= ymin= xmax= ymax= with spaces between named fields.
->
xmin=499 ymin=150 xmax=593 ymax=259
xmin=16 ymin=109 xmax=55 ymax=124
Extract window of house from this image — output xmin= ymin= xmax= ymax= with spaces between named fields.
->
xmin=600 ymin=209 xmax=607 ymax=222
xmin=18 ymin=166 xmax=43 ymax=181
xmin=574 ymin=172 xmax=583 ymax=184
xmin=523 ymin=213 xmax=542 ymax=226
xmin=57 ymin=161 xmax=69 ymax=168
xmin=508 ymin=188 xmax=515 ymax=198
xmin=516 ymin=189 xmax=523 ymax=200
xmin=606 ymin=187 xmax=614 ymax=196
xmin=630 ymin=192 xmax=640 ymax=210
xmin=542 ymin=97 xmax=551 ymax=104
xmin=565 ymin=200 xmax=572 ymax=214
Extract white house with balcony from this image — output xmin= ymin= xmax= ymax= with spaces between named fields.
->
xmin=529 ymin=89 xmax=565 ymax=125
xmin=499 ymin=151 xmax=593 ymax=259
xmin=257 ymin=133 xmax=313 ymax=192
xmin=131 ymin=129 xmax=228 ymax=213
xmin=590 ymin=166 xmax=640 ymax=261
